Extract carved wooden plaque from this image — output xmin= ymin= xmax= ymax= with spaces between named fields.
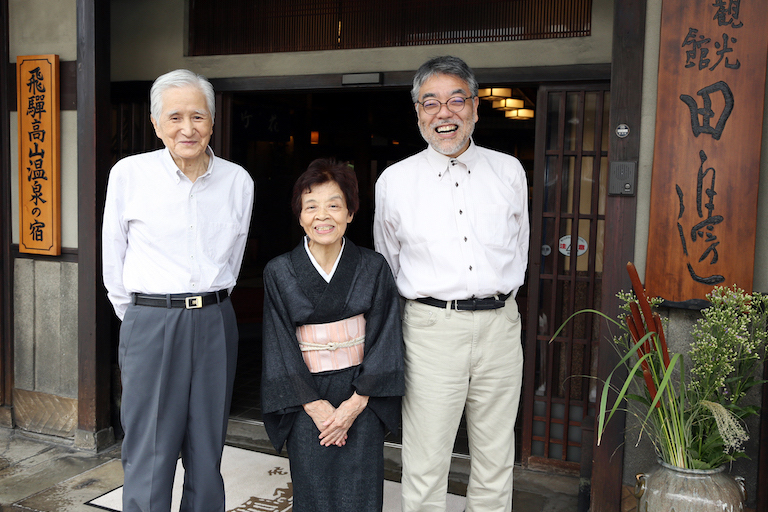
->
xmin=17 ymin=55 xmax=61 ymax=255
xmin=644 ymin=0 xmax=768 ymax=304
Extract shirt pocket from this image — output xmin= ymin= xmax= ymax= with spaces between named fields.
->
xmin=472 ymin=203 xmax=513 ymax=248
xmin=201 ymin=221 xmax=241 ymax=265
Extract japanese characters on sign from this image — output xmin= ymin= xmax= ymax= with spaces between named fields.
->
xmin=17 ymin=55 xmax=60 ymax=255
xmin=644 ymin=0 xmax=768 ymax=304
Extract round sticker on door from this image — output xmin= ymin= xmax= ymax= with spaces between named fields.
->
xmin=558 ymin=235 xmax=588 ymax=257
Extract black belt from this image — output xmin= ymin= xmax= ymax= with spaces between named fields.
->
xmin=416 ymin=292 xmax=511 ymax=311
xmin=133 ymin=290 xmax=228 ymax=309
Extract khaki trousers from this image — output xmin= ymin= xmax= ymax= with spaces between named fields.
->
xmin=401 ymin=297 xmax=524 ymax=512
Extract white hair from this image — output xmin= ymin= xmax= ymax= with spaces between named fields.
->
xmin=150 ymin=69 xmax=215 ymax=121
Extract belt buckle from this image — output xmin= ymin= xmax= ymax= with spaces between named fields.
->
xmin=455 ymin=299 xmax=472 ymax=311
xmin=185 ymin=296 xmax=203 ymax=309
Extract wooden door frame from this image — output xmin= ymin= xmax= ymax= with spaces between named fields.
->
xmin=0 ymin=0 xmax=12 ymax=427
xmin=75 ymin=0 xmax=113 ymax=450
xmin=522 ymin=83 xmax=610 ymax=474
xmin=589 ymin=0 xmax=646 ymax=510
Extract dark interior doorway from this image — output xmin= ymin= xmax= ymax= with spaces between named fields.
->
xmin=226 ymin=85 xmax=537 ymax=456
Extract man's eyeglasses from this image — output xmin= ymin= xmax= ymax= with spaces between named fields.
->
xmin=416 ymin=96 xmax=474 ymax=115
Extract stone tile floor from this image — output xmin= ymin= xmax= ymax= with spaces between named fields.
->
xmin=0 ymin=425 xmax=580 ymax=512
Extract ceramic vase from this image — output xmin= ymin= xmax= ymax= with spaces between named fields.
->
xmin=635 ymin=460 xmax=746 ymax=511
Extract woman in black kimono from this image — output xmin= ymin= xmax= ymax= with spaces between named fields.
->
xmin=261 ymin=158 xmax=404 ymax=512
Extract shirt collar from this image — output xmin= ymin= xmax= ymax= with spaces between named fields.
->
xmin=304 ymin=236 xmax=346 ymax=283
xmin=161 ymin=146 xmax=215 ymax=183
xmin=425 ymin=139 xmax=478 ymax=180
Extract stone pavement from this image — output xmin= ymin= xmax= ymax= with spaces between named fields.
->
xmin=0 ymin=425 xmax=580 ymax=512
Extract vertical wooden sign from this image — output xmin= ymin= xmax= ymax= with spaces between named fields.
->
xmin=644 ymin=0 xmax=768 ymax=304
xmin=17 ymin=55 xmax=61 ymax=256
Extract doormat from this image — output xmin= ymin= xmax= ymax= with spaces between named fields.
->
xmin=86 ymin=445 xmax=466 ymax=512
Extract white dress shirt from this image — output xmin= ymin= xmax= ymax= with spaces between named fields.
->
xmin=373 ymin=141 xmax=529 ymax=301
xmin=102 ymin=147 xmax=254 ymax=320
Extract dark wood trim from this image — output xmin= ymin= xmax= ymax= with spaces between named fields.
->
xmin=6 ymin=61 xmax=77 ymax=111
xmin=591 ymin=1 xmax=646 ymax=511
xmin=0 ymin=0 xmax=13 ymax=412
xmin=76 ymin=0 xmax=112 ymax=442
xmin=11 ymin=245 xmax=79 ymax=263
xmin=521 ymin=85 xmax=549 ymax=466
xmin=760 ymin=360 xmax=768 ymax=512
xmin=207 ymin=64 xmax=611 ymax=93
xmin=213 ymin=91 xmax=232 ymax=160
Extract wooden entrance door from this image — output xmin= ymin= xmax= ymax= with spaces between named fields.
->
xmin=521 ymin=84 xmax=610 ymax=472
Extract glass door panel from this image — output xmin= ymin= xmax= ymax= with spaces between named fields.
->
xmin=522 ymin=84 xmax=609 ymax=472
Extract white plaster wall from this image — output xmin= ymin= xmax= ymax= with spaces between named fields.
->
xmin=9 ymin=0 xmax=78 ymax=248
xmin=8 ymin=0 xmax=77 ymax=61
xmin=632 ymin=0 xmax=663 ymax=283
xmin=110 ymin=0 xmax=614 ymax=81
xmin=755 ymin=69 xmax=768 ymax=293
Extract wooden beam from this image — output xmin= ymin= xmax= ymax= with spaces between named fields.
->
xmin=75 ymin=0 xmax=113 ymax=449
xmin=208 ymin=64 xmax=612 ymax=93
xmin=759 ymin=361 xmax=768 ymax=512
xmin=591 ymin=0 xmax=646 ymax=510
xmin=0 ymin=0 xmax=13 ymax=426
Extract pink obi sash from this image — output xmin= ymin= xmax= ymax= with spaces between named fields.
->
xmin=296 ymin=314 xmax=366 ymax=373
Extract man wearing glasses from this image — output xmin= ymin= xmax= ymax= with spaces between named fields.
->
xmin=374 ymin=56 xmax=529 ymax=512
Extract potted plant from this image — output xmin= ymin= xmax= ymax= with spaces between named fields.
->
xmin=555 ymin=262 xmax=767 ymax=511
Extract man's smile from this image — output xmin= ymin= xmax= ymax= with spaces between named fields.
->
xmin=436 ymin=124 xmax=458 ymax=134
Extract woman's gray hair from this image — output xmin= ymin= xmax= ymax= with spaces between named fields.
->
xmin=150 ymin=69 xmax=215 ymax=122
xmin=410 ymin=56 xmax=479 ymax=103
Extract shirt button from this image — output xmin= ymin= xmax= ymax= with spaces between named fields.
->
xmin=459 ymin=210 xmax=463 ymax=215
xmin=464 ymin=237 xmax=468 ymax=242
xmin=469 ymin=266 xmax=473 ymax=271
xmin=455 ymin=182 xmax=459 ymax=187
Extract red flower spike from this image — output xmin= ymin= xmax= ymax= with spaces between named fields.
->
xmin=626 ymin=262 xmax=657 ymax=337
xmin=642 ymin=364 xmax=659 ymax=406
xmin=653 ymin=312 xmax=670 ymax=369
xmin=626 ymin=315 xmax=641 ymax=343
xmin=629 ymin=301 xmax=650 ymax=353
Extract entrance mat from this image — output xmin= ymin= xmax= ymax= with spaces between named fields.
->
xmin=86 ymin=445 xmax=466 ymax=511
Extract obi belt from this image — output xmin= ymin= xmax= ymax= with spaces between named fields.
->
xmin=296 ymin=314 xmax=366 ymax=373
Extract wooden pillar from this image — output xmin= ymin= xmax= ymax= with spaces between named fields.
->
xmin=0 ymin=0 xmax=12 ymax=428
xmin=759 ymin=362 xmax=768 ymax=512
xmin=591 ymin=0 xmax=646 ymax=510
xmin=75 ymin=0 xmax=113 ymax=450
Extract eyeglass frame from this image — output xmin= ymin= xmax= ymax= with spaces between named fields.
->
xmin=415 ymin=95 xmax=476 ymax=115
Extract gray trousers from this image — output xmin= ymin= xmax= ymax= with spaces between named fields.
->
xmin=118 ymin=296 xmax=239 ymax=512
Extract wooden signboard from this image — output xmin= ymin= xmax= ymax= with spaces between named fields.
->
xmin=644 ymin=0 xmax=768 ymax=304
xmin=17 ymin=55 xmax=61 ymax=256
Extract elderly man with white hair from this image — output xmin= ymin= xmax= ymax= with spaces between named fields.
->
xmin=102 ymin=69 xmax=254 ymax=512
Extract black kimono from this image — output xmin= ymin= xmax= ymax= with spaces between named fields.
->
xmin=261 ymin=239 xmax=404 ymax=512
